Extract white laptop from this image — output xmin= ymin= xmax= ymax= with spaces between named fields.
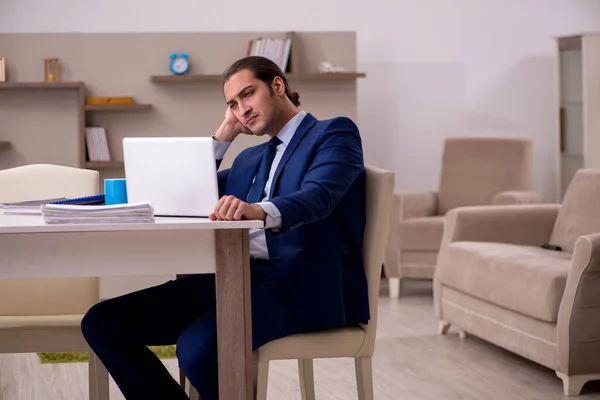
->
xmin=122 ymin=137 xmax=219 ymax=217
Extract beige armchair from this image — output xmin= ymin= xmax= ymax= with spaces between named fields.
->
xmin=434 ymin=168 xmax=600 ymax=396
xmin=252 ymin=164 xmax=394 ymax=400
xmin=0 ymin=164 xmax=109 ymax=400
xmin=384 ymin=137 xmax=544 ymax=297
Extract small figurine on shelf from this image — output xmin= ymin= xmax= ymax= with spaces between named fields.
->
xmin=169 ymin=52 xmax=190 ymax=75
xmin=44 ymin=58 xmax=60 ymax=82
xmin=318 ymin=61 xmax=346 ymax=73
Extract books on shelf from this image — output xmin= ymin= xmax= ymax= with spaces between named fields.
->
xmin=247 ymin=37 xmax=292 ymax=72
xmin=40 ymin=201 xmax=155 ymax=224
xmin=86 ymin=126 xmax=111 ymax=162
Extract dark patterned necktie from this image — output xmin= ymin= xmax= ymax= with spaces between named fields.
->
xmin=246 ymin=136 xmax=282 ymax=203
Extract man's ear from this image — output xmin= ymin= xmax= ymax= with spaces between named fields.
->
xmin=271 ymin=76 xmax=286 ymax=96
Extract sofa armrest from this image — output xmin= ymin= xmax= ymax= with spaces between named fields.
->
xmin=384 ymin=191 xmax=438 ymax=277
xmin=493 ymin=190 xmax=545 ymax=205
xmin=557 ymin=233 xmax=600 ymax=375
xmin=440 ymin=204 xmax=561 ymax=248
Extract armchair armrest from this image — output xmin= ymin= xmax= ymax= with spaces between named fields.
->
xmin=440 ymin=204 xmax=561 ymax=249
xmin=557 ymin=233 xmax=600 ymax=375
xmin=384 ymin=191 xmax=438 ymax=277
xmin=395 ymin=191 xmax=438 ymax=220
xmin=493 ymin=190 xmax=545 ymax=205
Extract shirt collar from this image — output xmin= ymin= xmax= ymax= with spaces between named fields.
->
xmin=275 ymin=110 xmax=307 ymax=146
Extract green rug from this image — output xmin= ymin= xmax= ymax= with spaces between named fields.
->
xmin=37 ymin=345 xmax=177 ymax=364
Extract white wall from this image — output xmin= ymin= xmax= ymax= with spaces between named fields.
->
xmin=2 ymin=0 xmax=600 ymax=201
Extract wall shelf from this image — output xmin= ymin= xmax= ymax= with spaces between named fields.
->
xmin=286 ymin=72 xmax=366 ymax=81
xmin=0 ymin=31 xmax=360 ymax=179
xmin=0 ymin=82 xmax=84 ymax=90
xmin=149 ymin=72 xmax=366 ymax=83
xmin=85 ymin=161 xmax=124 ymax=169
xmin=85 ymin=103 xmax=153 ymax=112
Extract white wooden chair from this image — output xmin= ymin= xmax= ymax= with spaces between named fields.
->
xmin=0 ymin=164 xmax=109 ymax=400
xmin=254 ymin=163 xmax=394 ymax=399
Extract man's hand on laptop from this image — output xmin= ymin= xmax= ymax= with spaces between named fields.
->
xmin=209 ymin=195 xmax=266 ymax=222
xmin=213 ymin=107 xmax=252 ymax=142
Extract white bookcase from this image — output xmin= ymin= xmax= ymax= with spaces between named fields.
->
xmin=557 ymin=33 xmax=600 ymax=199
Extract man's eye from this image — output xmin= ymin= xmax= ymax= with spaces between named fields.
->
xmin=229 ymin=103 xmax=237 ymax=109
xmin=244 ymin=91 xmax=253 ymax=97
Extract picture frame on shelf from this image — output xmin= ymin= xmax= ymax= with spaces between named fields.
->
xmin=44 ymin=58 xmax=60 ymax=82
xmin=0 ymin=57 xmax=5 ymax=82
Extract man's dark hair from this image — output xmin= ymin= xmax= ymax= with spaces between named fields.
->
xmin=222 ymin=56 xmax=301 ymax=106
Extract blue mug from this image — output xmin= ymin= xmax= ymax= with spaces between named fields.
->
xmin=104 ymin=178 xmax=128 ymax=205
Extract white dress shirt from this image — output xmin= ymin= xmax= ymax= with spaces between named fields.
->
xmin=213 ymin=110 xmax=307 ymax=260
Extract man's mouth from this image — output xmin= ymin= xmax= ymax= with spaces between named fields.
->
xmin=246 ymin=115 xmax=257 ymax=125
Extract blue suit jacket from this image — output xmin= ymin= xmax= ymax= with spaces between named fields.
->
xmin=216 ymin=113 xmax=369 ymax=332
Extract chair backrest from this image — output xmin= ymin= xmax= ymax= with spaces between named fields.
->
xmin=0 ymin=164 xmax=101 ymax=316
xmin=437 ymin=137 xmax=533 ymax=214
xmin=549 ymin=169 xmax=600 ymax=254
xmin=357 ymin=163 xmax=395 ymax=357
xmin=0 ymin=163 xmax=99 ymax=203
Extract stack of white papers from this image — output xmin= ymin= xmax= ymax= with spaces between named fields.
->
xmin=40 ymin=201 xmax=155 ymax=224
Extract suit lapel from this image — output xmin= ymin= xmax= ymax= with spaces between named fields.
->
xmin=269 ymin=113 xmax=317 ymax=197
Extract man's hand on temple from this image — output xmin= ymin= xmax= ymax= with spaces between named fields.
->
xmin=213 ymin=107 xmax=252 ymax=142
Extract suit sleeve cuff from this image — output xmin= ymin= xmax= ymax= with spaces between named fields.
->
xmin=256 ymin=201 xmax=282 ymax=229
xmin=212 ymin=136 xmax=232 ymax=160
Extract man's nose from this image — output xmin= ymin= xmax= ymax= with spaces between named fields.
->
xmin=239 ymin=102 xmax=252 ymax=116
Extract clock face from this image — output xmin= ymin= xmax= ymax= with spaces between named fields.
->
xmin=171 ymin=57 xmax=189 ymax=74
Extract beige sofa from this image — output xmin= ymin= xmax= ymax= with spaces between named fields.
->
xmin=384 ymin=137 xmax=544 ymax=297
xmin=434 ymin=169 xmax=600 ymax=396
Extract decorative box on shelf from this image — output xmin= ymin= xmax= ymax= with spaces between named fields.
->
xmin=85 ymin=96 xmax=134 ymax=105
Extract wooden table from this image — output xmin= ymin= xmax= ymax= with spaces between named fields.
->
xmin=0 ymin=213 xmax=262 ymax=399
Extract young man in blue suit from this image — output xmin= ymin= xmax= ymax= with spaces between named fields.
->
xmin=81 ymin=56 xmax=369 ymax=400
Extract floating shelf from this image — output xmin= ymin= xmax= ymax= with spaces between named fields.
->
xmin=0 ymin=141 xmax=11 ymax=149
xmin=85 ymin=161 xmax=124 ymax=169
xmin=85 ymin=103 xmax=153 ymax=112
xmin=0 ymin=82 xmax=84 ymax=90
xmin=150 ymin=72 xmax=366 ymax=83
xmin=150 ymin=74 xmax=222 ymax=83
xmin=286 ymin=72 xmax=367 ymax=81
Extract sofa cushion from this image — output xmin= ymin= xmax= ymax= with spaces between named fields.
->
xmin=400 ymin=216 xmax=445 ymax=251
xmin=437 ymin=242 xmax=572 ymax=323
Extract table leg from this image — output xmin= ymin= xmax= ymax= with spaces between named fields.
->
xmin=214 ymin=229 xmax=253 ymax=399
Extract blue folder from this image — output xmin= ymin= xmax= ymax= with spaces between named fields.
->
xmin=47 ymin=194 xmax=105 ymax=205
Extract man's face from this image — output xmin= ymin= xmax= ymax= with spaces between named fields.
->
xmin=224 ymin=69 xmax=281 ymax=136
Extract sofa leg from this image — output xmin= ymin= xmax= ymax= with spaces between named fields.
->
xmin=458 ymin=330 xmax=467 ymax=339
xmin=556 ymin=371 xmax=600 ymax=396
xmin=388 ymin=277 xmax=401 ymax=298
xmin=438 ymin=321 xmax=451 ymax=335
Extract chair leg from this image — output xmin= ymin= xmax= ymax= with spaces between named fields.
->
xmin=179 ymin=370 xmax=201 ymax=399
xmin=179 ymin=367 xmax=186 ymax=390
xmin=438 ymin=321 xmax=451 ymax=335
xmin=188 ymin=386 xmax=200 ymax=400
xmin=355 ymin=357 xmax=374 ymax=400
xmin=298 ymin=359 xmax=315 ymax=400
xmin=255 ymin=360 xmax=270 ymax=400
xmin=388 ymin=277 xmax=400 ymax=298
xmin=88 ymin=351 xmax=109 ymax=400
